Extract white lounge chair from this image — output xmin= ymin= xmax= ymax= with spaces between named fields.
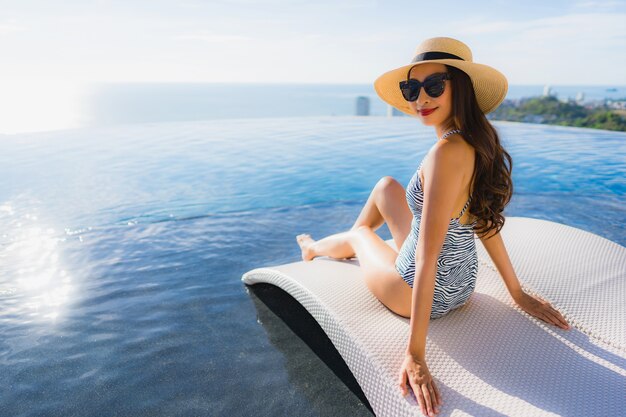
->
xmin=242 ymin=217 xmax=626 ymax=417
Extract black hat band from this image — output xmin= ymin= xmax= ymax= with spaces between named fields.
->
xmin=411 ymin=51 xmax=464 ymax=63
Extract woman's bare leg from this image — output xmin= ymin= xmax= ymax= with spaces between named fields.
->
xmin=352 ymin=176 xmax=413 ymax=251
xmin=296 ymin=176 xmax=412 ymax=261
xmin=350 ymin=181 xmax=386 ymax=233
xmin=294 ymin=176 xmax=415 ymax=316
xmin=296 ymin=232 xmax=353 ymax=261
xmin=351 ymin=226 xmax=413 ymax=317
xmin=297 ymin=226 xmax=413 ymax=317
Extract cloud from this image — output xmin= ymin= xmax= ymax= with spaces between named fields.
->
xmin=506 ymin=13 xmax=624 ymax=46
xmin=573 ymin=1 xmax=625 ymax=10
xmin=457 ymin=11 xmax=625 ymax=44
xmin=457 ymin=21 xmax=518 ymax=35
xmin=472 ymin=12 xmax=626 ymax=84
xmin=456 ymin=10 xmax=626 ymax=39
xmin=174 ymin=32 xmax=253 ymax=42
xmin=302 ymin=31 xmax=406 ymax=43
xmin=205 ymin=0 xmax=375 ymax=8
xmin=0 ymin=19 xmax=25 ymax=35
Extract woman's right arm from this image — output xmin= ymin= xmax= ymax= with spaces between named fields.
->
xmin=407 ymin=141 xmax=466 ymax=356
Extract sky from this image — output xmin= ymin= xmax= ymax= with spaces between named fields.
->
xmin=1 ymin=0 xmax=625 ymax=85
xmin=0 ymin=0 xmax=625 ymax=133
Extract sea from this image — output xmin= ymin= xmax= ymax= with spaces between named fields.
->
xmin=79 ymin=83 xmax=625 ymax=127
xmin=1 ymin=84 xmax=625 ymax=416
xmin=0 ymin=83 xmax=625 ymax=134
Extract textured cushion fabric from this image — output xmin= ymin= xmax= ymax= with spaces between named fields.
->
xmin=241 ymin=217 xmax=626 ymax=417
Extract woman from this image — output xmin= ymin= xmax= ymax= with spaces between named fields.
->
xmin=296 ymin=37 xmax=570 ymax=417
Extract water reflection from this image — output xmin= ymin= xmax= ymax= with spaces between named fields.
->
xmin=0 ymin=197 xmax=75 ymax=322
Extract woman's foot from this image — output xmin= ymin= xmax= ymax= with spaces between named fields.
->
xmin=296 ymin=233 xmax=316 ymax=261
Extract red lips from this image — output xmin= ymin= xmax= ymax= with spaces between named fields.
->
xmin=420 ymin=108 xmax=437 ymax=116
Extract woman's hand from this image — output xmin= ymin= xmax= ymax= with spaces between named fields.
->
xmin=398 ymin=353 xmax=442 ymax=416
xmin=515 ymin=291 xmax=570 ymax=330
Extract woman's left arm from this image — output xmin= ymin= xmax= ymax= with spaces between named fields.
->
xmin=479 ymin=228 xmax=571 ymax=330
xmin=478 ymin=230 xmax=523 ymax=301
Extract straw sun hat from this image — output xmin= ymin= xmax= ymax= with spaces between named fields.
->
xmin=373 ymin=36 xmax=508 ymax=116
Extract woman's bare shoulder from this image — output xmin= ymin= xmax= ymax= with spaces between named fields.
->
xmin=431 ymin=136 xmax=469 ymax=162
xmin=421 ymin=135 xmax=474 ymax=186
xmin=439 ymin=132 xmax=474 ymax=151
xmin=438 ymin=134 xmax=475 ymax=167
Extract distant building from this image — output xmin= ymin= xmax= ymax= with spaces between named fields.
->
xmin=387 ymin=104 xmax=404 ymax=117
xmin=356 ymin=96 xmax=370 ymax=116
xmin=575 ymin=92 xmax=585 ymax=104
xmin=607 ymin=99 xmax=626 ymax=110
xmin=543 ymin=85 xmax=555 ymax=97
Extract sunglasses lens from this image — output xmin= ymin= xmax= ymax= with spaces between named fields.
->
xmin=424 ymin=75 xmax=446 ymax=97
xmin=424 ymin=82 xmax=444 ymax=97
xmin=399 ymin=74 xmax=449 ymax=102
xmin=399 ymin=81 xmax=414 ymax=101
xmin=400 ymin=80 xmax=420 ymax=101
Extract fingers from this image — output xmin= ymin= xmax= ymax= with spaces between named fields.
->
xmin=428 ymin=383 xmax=441 ymax=413
xmin=418 ymin=382 xmax=442 ymax=416
xmin=398 ymin=360 xmax=443 ymax=416
xmin=409 ymin=378 xmax=425 ymax=414
xmin=544 ymin=308 xmax=570 ymax=329
xmin=535 ymin=301 xmax=570 ymax=330
xmin=406 ymin=374 xmax=431 ymax=416
xmin=421 ymin=384 xmax=434 ymax=416
xmin=398 ymin=369 xmax=408 ymax=397
xmin=547 ymin=306 xmax=570 ymax=329
xmin=527 ymin=296 xmax=570 ymax=330
xmin=428 ymin=384 xmax=437 ymax=408
xmin=537 ymin=308 xmax=569 ymax=330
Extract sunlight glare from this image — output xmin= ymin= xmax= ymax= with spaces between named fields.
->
xmin=0 ymin=198 xmax=75 ymax=322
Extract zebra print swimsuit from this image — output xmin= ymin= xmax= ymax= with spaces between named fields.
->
xmin=394 ymin=132 xmax=478 ymax=319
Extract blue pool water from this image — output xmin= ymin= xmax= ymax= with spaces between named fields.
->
xmin=1 ymin=116 xmax=624 ymax=416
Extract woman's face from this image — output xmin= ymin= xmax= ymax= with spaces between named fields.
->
xmin=406 ymin=63 xmax=453 ymax=127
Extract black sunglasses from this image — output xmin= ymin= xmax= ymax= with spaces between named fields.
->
xmin=399 ymin=72 xmax=452 ymax=102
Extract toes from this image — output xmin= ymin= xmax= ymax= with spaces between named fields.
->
xmin=296 ymin=233 xmax=311 ymax=242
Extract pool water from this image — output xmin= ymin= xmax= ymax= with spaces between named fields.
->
xmin=1 ymin=116 xmax=624 ymax=416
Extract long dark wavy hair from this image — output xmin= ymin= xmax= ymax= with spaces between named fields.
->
xmin=440 ymin=64 xmax=514 ymax=240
